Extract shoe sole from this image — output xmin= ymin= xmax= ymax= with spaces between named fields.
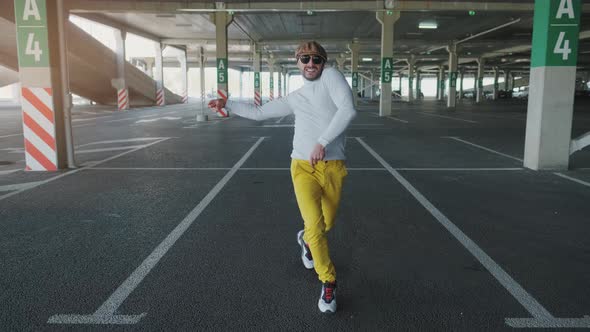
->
xmin=318 ymin=300 xmax=337 ymax=313
xmin=297 ymin=230 xmax=314 ymax=270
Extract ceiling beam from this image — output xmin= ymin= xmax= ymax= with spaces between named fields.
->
xmin=71 ymin=13 xmax=161 ymax=42
xmin=68 ymin=0 xmax=590 ymax=13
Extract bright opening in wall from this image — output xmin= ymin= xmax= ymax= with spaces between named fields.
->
xmin=418 ymin=21 xmax=438 ymax=29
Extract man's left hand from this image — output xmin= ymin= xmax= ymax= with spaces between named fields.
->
xmin=309 ymin=143 xmax=325 ymax=166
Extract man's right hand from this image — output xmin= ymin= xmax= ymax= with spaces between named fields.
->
xmin=207 ymin=99 xmax=226 ymax=110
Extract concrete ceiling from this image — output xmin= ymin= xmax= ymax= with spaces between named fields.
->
xmin=69 ymin=0 xmax=590 ymax=75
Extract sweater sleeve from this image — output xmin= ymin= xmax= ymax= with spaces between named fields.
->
xmin=317 ymin=68 xmax=357 ymax=147
xmin=226 ymin=97 xmax=293 ymax=121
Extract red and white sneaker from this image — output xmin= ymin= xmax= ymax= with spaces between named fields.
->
xmin=296 ymin=230 xmax=314 ymax=270
xmin=318 ymin=281 xmax=337 ymax=313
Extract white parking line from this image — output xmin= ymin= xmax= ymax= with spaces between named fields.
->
xmin=553 ymin=173 xmax=590 ymax=188
xmin=356 ymin=137 xmax=590 ymax=328
xmin=0 ymin=138 xmax=172 ymax=202
xmin=386 ymin=116 xmax=409 ymax=123
xmin=416 ymin=112 xmax=478 ymax=123
xmin=47 ymin=137 xmax=266 ymax=325
xmin=443 ymin=137 xmax=523 ymax=162
xmin=0 ymin=133 xmax=23 ymax=138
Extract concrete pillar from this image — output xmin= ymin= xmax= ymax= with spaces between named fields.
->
xmin=197 ymin=46 xmax=206 ymax=113
xmin=370 ymin=71 xmax=375 ymax=99
xmin=524 ymin=0 xmax=581 ymax=170
xmin=239 ymin=67 xmax=243 ymax=98
xmin=438 ymin=65 xmax=445 ymax=101
xmin=416 ymin=69 xmax=421 ymax=100
xmin=144 ymin=57 xmax=155 ymax=78
xmin=348 ymin=39 xmax=360 ymax=107
xmin=376 ymin=11 xmax=400 ymax=116
xmin=511 ymin=72 xmax=516 ymax=90
xmin=267 ymin=55 xmax=275 ymax=101
xmin=493 ymin=67 xmax=499 ymax=100
xmin=178 ymin=50 xmax=188 ymax=103
xmin=504 ymin=70 xmax=510 ymax=91
xmin=253 ymin=44 xmax=261 ymax=106
xmin=277 ymin=66 xmax=282 ymax=98
xmin=336 ymin=55 xmax=346 ymax=72
xmin=476 ymin=58 xmax=485 ymax=103
xmin=211 ymin=7 xmax=233 ymax=113
xmin=399 ymin=74 xmax=403 ymax=92
xmin=282 ymin=67 xmax=288 ymax=96
xmin=473 ymin=72 xmax=477 ymax=98
xmin=407 ymin=55 xmax=415 ymax=102
xmin=154 ymin=42 xmax=165 ymax=106
xmin=447 ymin=43 xmax=458 ymax=108
xmin=111 ymin=30 xmax=129 ymax=111
xmin=286 ymin=73 xmax=290 ymax=95
xmin=14 ymin=0 xmax=75 ymax=170
xmin=459 ymin=68 xmax=464 ymax=100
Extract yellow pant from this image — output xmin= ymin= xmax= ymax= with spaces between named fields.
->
xmin=290 ymin=159 xmax=348 ymax=283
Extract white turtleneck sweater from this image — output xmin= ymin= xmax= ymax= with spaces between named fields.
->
xmin=226 ymin=67 xmax=357 ymax=160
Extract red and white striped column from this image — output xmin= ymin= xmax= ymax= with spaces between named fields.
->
xmin=117 ymin=88 xmax=129 ymax=111
xmin=254 ymin=90 xmax=261 ymax=106
xmin=156 ymin=83 xmax=165 ymax=106
xmin=217 ymin=88 xmax=229 ymax=117
xmin=21 ymin=87 xmax=57 ymax=171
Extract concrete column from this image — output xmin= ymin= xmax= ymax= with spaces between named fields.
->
xmin=399 ymin=74 xmax=403 ymax=92
xmin=370 ymin=71 xmax=374 ymax=99
xmin=239 ymin=67 xmax=243 ymax=98
xmin=459 ymin=68 xmax=464 ymax=100
xmin=14 ymin=0 xmax=74 ymax=170
xmin=511 ymin=72 xmax=516 ymax=90
xmin=286 ymin=73 xmax=290 ymax=95
xmin=473 ymin=72 xmax=477 ymax=98
xmin=336 ymin=55 xmax=346 ymax=72
xmin=210 ymin=5 xmax=233 ymax=109
xmin=154 ymin=42 xmax=165 ymax=106
xmin=178 ymin=50 xmax=188 ymax=103
xmin=524 ymin=0 xmax=581 ymax=170
xmin=144 ymin=57 xmax=155 ymax=78
xmin=476 ymin=58 xmax=485 ymax=103
xmin=253 ymin=44 xmax=261 ymax=106
xmin=416 ymin=70 xmax=421 ymax=100
xmin=407 ymin=55 xmax=415 ymax=102
xmin=493 ymin=67 xmax=499 ymax=100
xmin=348 ymin=39 xmax=360 ymax=107
xmin=197 ymin=46 xmax=206 ymax=115
xmin=376 ymin=11 xmax=400 ymax=116
xmin=504 ymin=70 xmax=510 ymax=91
xmin=438 ymin=65 xmax=445 ymax=101
xmin=277 ymin=66 xmax=282 ymax=98
xmin=267 ymin=55 xmax=275 ymax=101
xmin=111 ymin=30 xmax=129 ymax=111
xmin=282 ymin=67 xmax=288 ymax=96
xmin=447 ymin=43 xmax=458 ymax=108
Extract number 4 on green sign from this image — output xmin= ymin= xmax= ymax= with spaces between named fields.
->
xmin=554 ymin=32 xmax=572 ymax=60
xmin=25 ymin=33 xmax=42 ymax=61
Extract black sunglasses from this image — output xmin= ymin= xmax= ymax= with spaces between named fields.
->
xmin=299 ymin=55 xmax=325 ymax=65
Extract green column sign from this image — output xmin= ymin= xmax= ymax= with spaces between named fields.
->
xmin=449 ymin=72 xmax=458 ymax=88
xmin=14 ymin=0 xmax=50 ymax=67
xmin=254 ymin=72 xmax=260 ymax=89
xmin=217 ymin=58 xmax=228 ymax=84
xmin=270 ymin=76 xmax=273 ymax=89
xmin=352 ymin=72 xmax=358 ymax=88
xmin=478 ymin=77 xmax=483 ymax=89
xmin=381 ymin=57 xmax=393 ymax=83
xmin=531 ymin=0 xmax=581 ymax=67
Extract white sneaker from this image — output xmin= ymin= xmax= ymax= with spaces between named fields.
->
xmin=296 ymin=230 xmax=314 ymax=270
xmin=318 ymin=281 xmax=337 ymax=313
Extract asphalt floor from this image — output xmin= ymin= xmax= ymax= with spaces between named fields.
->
xmin=1 ymin=97 xmax=590 ymax=331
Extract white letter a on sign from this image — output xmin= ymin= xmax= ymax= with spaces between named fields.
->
xmin=556 ymin=0 xmax=575 ymax=19
xmin=23 ymin=0 xmax=41 ymax=21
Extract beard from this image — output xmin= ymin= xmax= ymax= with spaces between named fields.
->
xmin=302 ymin=67 xmax=324 ymax=81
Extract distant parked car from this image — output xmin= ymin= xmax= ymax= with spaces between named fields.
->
xmin=498 ymin=90 xmax=512 ymax=99
xmin=513 ymin=86 xmax=529 ymax=99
